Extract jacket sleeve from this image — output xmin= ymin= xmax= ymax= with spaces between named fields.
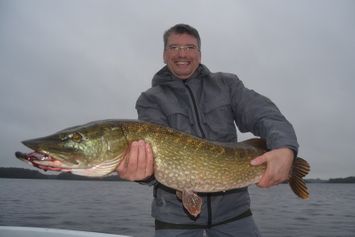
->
xmin=226 ymin=74 xmax=299 ymax=153
xmin=135 ymin=91 xmax=168 ymax=126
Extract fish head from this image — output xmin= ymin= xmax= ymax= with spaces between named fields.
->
xmin=16 ymin=121 xmax=128 ymax=176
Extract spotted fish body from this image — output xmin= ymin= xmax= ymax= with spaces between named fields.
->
xmin=16 ymin=120 xmax=310 ymax=216
xmin=151 ymin=134 xmax=266 ymax=193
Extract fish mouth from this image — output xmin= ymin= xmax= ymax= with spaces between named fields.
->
xmin=15 ymin=151 xmax=71 ymax=172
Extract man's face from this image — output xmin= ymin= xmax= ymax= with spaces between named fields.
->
xmin=163 ymin=33 xmax=201 ymax=80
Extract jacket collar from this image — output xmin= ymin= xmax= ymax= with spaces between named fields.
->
xmin=151 ymin=64 xmax=210 ymax=87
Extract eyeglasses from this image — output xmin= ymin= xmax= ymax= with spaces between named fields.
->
xmin=166 ymin=44 xmax=199 ymax=53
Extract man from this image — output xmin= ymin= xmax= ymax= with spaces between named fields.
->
xmin=117 ymin=24 xmax=298 ymax=237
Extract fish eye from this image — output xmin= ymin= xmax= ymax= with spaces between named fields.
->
xmin=71 ymin=132 xmax=83 ymax=143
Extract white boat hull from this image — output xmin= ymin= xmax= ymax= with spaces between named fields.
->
xmin=0 ymin=226 xmax=131 ymax=237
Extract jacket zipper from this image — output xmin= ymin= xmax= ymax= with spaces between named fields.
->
xmin=184 ymin=82 xmax=212 ymax=228
xmin=184 ymin=83 xmax=206 ymax=138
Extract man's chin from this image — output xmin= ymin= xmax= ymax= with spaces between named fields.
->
xmin=172 ymin=70 xmax=194 ymax=80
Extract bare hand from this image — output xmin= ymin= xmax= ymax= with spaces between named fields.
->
xmin=250 ymin=147 xmax=294 ymax=188
xmin=117 ymin=140 xmax=154 ymax=181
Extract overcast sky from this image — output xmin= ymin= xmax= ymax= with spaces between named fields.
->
xmin=1 ymin=0 xmax=354 ymax=179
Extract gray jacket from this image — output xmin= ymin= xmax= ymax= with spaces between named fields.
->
xmin=136 ymin=64 xmax=298 ymax=226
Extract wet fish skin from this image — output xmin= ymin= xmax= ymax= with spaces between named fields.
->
xmin=16 ymin=119 xmax=310 ymax=216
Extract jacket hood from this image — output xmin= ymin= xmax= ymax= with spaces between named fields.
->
xmin=151 ymin=64 xmax=211 ymax=87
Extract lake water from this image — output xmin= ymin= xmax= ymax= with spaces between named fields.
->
xmin=0 ymin=179 xmax=354 ymax=237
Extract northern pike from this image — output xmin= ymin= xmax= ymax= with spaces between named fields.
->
xmin=15 ymin=120 xmax=310 ymax=217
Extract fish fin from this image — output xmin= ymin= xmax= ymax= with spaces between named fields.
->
xmin=181 ymin=190 xmax=203 ymax=218
xmin=176 ymin=191 xmax=182 ymax=200
xmin=289 ymin=157 xmax=310 ymax=199
xmin=71 ymin=158 xmax=120 ymax=177
xmin=240 ymin=138 xmax=267 ymax=150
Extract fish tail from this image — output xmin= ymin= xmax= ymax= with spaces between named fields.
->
xmin=289 ymin=157 xmax=310 ymax=199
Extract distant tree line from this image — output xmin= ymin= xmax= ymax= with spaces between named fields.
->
xmin=328 ymin=176 xmax=355 ymax=183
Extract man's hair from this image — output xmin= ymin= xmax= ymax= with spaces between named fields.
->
xmin=163 ymin=24 xmax=201 ymax=50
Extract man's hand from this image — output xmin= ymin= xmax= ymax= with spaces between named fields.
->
xmin=250 ymin=147 xmax=294 ymax=188
xmin=117 ymin=140 xmax=154 ymax=181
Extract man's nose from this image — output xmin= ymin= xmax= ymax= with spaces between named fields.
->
xmin=177 ymin=48 xmax=187 ymax=57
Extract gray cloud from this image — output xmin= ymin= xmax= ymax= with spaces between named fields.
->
xmin=1 ymin=0 xmax=354 ymax=179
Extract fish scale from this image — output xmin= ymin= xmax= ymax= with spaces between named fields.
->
xmin=15 ymin=119 xmax=310 ymax=217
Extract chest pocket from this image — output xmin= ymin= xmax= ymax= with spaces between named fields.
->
xmin=203 ymin=99 xmax=237 ymax=142
xmin=162 ymin=104 xmax=194 ymax=135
